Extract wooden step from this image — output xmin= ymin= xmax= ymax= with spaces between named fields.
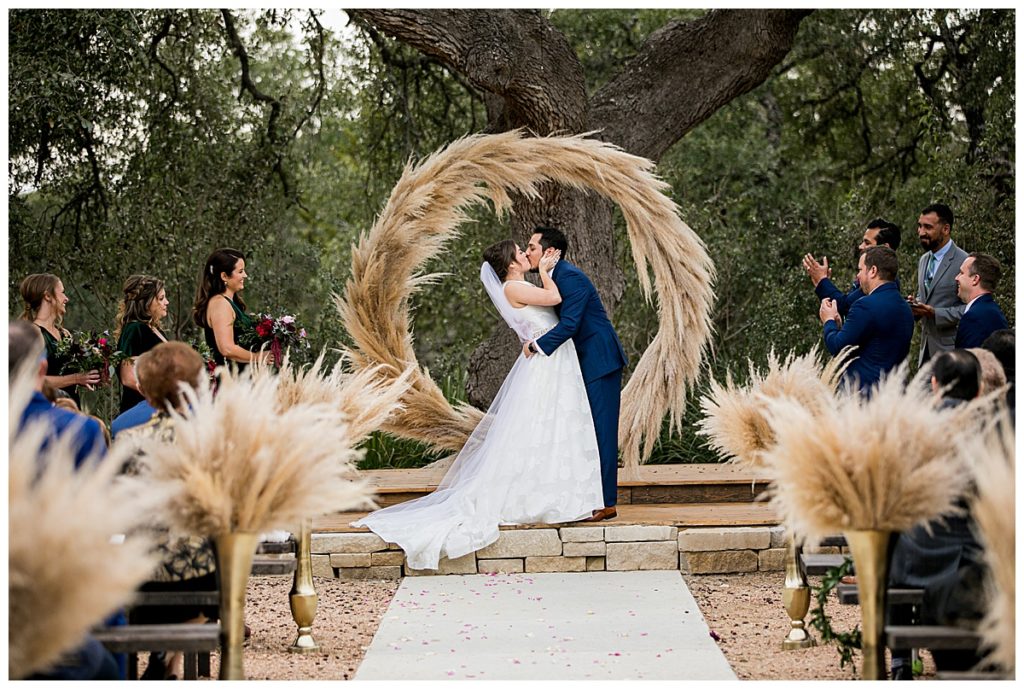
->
xmin=313 ymin=500 xmax=779 ymax=534
xmin=361 ymin=463 xmax=771 ymax=507
xmin=836 ymin=584 xmax=923 ymax=606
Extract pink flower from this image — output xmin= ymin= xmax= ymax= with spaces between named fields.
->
xmin=98 ymin=338 xmax=107 ymax=346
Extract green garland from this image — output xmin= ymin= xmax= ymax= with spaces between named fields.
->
xmin=808 ymin=557 xmax=862 ymax=675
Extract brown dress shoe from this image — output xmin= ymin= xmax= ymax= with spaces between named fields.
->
xmin=585 ymin=507 xmax=617 ymax=522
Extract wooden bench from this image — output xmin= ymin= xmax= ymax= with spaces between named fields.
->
xmin=93 ymin=623 xmax=219 ymax=680
xmin=886 ymin=625 xmax=981 ymax=651
xmin=801 ymin=553 xmax=850 ymax=575
xmin=836 ymin=584 xmax=924 ymax=606
xmin=818 ymin=535 xmax=848 ymax=547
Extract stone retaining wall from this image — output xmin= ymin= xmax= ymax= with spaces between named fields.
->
xmin=309 ymin=524 xmax=837 ymax=579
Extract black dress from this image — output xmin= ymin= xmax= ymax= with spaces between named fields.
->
xmin=38 ymin=324 xmax=80 ymax=405
xmin=117 ymin=321 xmax=166 ymax=414
xmin=203 ymin=295 xmax=255 ymax=373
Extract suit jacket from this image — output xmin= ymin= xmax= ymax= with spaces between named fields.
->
xmin=954 ymin=293 xmax=1009 ymax=349
xmin=815 ymin=277 xmax=901 ymax=318
xmin=21 ymin=391 xmax=106 ymax=467
xmin=823 ymin=281 xmax=914 ymax=393
xmin=535 ymin=260 xmax=627 ymax=383
xmin=916 ymin=241 xmax=968 ymax=364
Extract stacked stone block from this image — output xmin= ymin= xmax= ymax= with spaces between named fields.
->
xmin=311 ymin=524 xmax=790 ymax=579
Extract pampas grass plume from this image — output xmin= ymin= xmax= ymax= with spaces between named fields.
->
xmin=135 ymin=366 xmax=382 ymax=536
xmin=966 ymin=412 xmax=1015 ymax=673
xmin=9 ymin=362 xmax=159 ymax=679
xmin=762 ymin=364 xmax=972 ymax=543
xmin=698 ymin=347 xmax=850 ymax=468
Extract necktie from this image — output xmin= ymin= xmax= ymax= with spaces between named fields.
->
xmin=924 ymin=254 xmax=938 ymax=293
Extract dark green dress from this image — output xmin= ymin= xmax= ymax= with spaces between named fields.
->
xmin=38 ymin=324 xmax=80 ymax=405
xmin=117 ymin=321 xmax=166 ymax=413
xmin=203 ymin=295 xmax=255 ymax=373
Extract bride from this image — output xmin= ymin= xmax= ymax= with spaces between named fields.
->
xmin=353 ymin=239 xmax=604 ymax=570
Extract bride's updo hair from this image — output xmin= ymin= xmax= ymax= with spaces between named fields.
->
xmin=482 ymin=240 xmax=517 ymax=281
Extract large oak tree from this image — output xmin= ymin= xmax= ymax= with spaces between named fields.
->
xmin=347 ymin=9 xmax=812 ymax=406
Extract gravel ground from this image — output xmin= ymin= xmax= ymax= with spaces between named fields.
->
xmin=180 ymin=571 xmax=936 ymax=680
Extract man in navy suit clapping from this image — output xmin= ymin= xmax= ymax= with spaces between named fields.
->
xmin=819 ymin=246 xmax=914 ymax=395
xmin=953 ymin=252 xmax=1009 ymax=349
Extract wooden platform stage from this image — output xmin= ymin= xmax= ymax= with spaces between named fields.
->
xmin=315 ymin=463 xmax=778 ymax=533
xmin=357 ymin=462 xmax=768 ymax=508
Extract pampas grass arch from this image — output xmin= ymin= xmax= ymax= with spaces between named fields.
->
xmin=337 ymin=130 xmax=715 ymax=476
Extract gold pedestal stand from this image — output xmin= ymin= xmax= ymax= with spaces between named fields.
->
xmin=845 ymin=529 xmax=893 ymax=680
xmin=214 ymin=531 xmax=259 ymax=680
xmin=289 ymin=519 xmax=320 ymax=653
xmin=781 ymin=535 xmax=816 ymax=650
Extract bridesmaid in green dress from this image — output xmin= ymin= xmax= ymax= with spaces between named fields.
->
xmin=18 ymin=273 xmax=101 ymax=405
xmin=191 ymin=248 xmax=271 ymax=373
xmin=114 ymin=275 xmax=170 ymax=413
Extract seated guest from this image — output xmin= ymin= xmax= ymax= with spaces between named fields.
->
xmin=819 ymin=246 xmax=914 ymax=394
xmin=9 ymin=320 xmax=105 ymax=467
xmin=115 ymin=274 xmax=170 ymax=414
xmin=111 ymin=399 xmax=157 ymax=439
xmin=967 ymin=347 xmax=1007 ymax=397
xmin=888 ymin=349 xmax=985 ymax=679
xmin=122 ymin=342 xmax=217 ymax=680
xmin=10 ymin=320 xmax=120 ymax=679
xmin=954 ymin=253 xmax=1009 ymax=349
xmin=982 ymin=329 xmax=1014 ymax=415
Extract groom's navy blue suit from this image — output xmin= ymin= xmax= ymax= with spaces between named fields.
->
xmin=536 ymin=260 xmax=628 ymax=508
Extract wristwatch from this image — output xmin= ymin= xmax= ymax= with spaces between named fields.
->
xmin=528 ymin=342 xmax=538 ymax=354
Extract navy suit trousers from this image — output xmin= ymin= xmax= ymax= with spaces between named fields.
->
xmin=585 ymin=368 xmax=623 ymax=508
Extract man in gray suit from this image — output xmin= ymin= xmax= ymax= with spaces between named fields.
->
xmin=906 ymin=203 xmax=968 ymax=365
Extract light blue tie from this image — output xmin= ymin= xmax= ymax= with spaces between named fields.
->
xmin=924 ymin=254 xmax=938 ymax=293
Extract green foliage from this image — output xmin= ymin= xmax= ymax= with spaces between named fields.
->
xmin=809 ymin=558 xmax=862 ymax=675
xmin=9 ymin=10 xmax=1014 ymax=469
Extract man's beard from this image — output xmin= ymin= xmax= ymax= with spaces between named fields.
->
xmin=528 ymin=265 xmax=539 ymax=273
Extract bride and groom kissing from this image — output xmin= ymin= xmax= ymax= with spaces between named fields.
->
xmin=355 ymin=226 xmax=627 ymax=571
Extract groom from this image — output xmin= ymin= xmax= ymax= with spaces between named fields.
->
xmin=523 ymin=226 xmax=628 ymax=522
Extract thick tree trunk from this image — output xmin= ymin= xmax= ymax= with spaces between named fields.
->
xmin=348 ymin=9 xmax=810 ymax=408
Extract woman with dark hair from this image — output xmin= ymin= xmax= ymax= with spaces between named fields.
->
xmin=114 ymin=275 xmax=170 ymax=414
xmin=192 ymin=248 xmax=270 ymax=372
xmin=19 ymin=273 xmax=100 ymax=404
xmin=354 ymin=238 xmax=607 ymax=570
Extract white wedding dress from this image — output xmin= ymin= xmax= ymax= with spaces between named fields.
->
xmin=353 ymin=284 xmax=604 ymax=571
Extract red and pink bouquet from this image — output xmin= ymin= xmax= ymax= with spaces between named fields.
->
xmin=242 ymin=313 xmax=309 ymax=367
xmin=54 ymin=330 xmax=127 ymax=386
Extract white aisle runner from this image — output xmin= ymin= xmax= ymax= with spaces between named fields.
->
xmin=355 ymin=570 xmax=736 ymax=680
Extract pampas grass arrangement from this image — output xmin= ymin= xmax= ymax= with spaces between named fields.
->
xmin=761 ymin=365 xmax=973 ymax=544
xmin=253 ymin=350 xmax=413 ymax=443
xmin=967 ymin=412 xmax=1015 ymax=674
xmin=337 ymin=129 xmax=715 ymax=473
xmin=134 ymin=366 xmax=387 ymax=537
xmin=698 ymin=347 xmax=852 ymax=468
xmin=9 ymin=363 xmax=158 ymax=679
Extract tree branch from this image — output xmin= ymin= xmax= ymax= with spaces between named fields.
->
xmin=221 ymin=9 xmax=282 ymax=145
xmin=348 ymin=9 xmax=587 ymax=134
xmin=149 ymin=12 xmax=179 ymax=115
xmin=590 ymin=9 xmax=812 ymax=160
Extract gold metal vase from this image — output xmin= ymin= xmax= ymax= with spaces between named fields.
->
xmin=214 ymin=530 xmax=260 ymax=680
xmin=844 ymin=529 xmax=893 ymax=680
xmin=289 ymin=518 xmax=320 ymax=653
xmin=781 ymin=534 xmax=816 ymax=649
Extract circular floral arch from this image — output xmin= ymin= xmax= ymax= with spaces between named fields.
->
xmin=336 ymin=130 xmax=715 ymax=477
